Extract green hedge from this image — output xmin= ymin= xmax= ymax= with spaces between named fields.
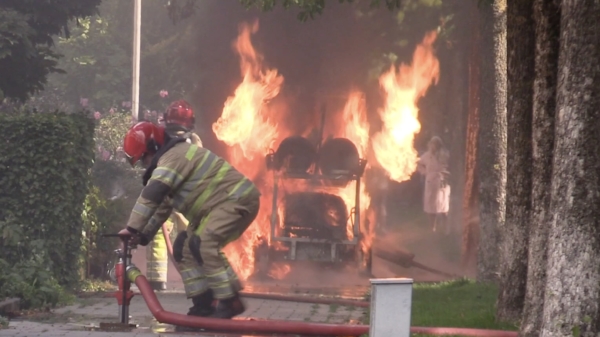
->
xmin=0 ymin=112 xmax=94 ymax=293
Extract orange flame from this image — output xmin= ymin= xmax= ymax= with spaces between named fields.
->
xmin=213 ymin=25 xmax=439 ymax=281
xmin=372 ymin=31 xmax=440 ymax=182
xmin=335 ymin=92 xmax=371 ymax=240
xmin=267 ymin=262 xmax=291 ymax=280
xmin=213 ymin=21 xmax=285 ymax=280
xmin=213 ymin=20 xmax=283 ymax=165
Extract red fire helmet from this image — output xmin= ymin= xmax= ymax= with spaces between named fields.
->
xmin=165 ymin=100 xmax=195 ymax=130
xmin=123 ymin=121 xmax=165 ymax=167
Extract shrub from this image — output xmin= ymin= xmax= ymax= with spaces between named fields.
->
xmin=0 ymin=112 xmax=94 ymax=303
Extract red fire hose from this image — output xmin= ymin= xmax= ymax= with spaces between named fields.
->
xmin=148 ymin=226 xmax=518 ymax=336
xmin=128 ymin=266 xmax=369 ymax=335
xmin=129 ymin=265 xmax=517 ymax=337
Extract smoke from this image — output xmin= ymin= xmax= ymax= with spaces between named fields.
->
xmin=158 ymin=0 xmax=466 ymax=283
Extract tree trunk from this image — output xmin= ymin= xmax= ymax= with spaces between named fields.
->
xmin=446 ymin=1 xmax=469 ymax=240
xmin=495 ymin=0 xmax=534 ymax=323
xmin=461 ymin=0 xmax=481 ymax=275
xmin=519 ymin=0 xmax=560 ymax=335
xmin=476 ymin=0 xmax=507 ymax=283
xmin=540 ymin=1 xmax=600 ymax=335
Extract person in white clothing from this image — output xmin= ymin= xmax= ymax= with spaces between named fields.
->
xmin=417 ymin=136 xmax=451 ymax=234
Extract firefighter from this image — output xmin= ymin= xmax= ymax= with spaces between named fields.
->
xmin=118 ymin=121 xmax=260 ymax=319
xmin=163 ymin=100 xmax=203 ymax=147
xmin=145 ymin=100 xmax=203 ymax=291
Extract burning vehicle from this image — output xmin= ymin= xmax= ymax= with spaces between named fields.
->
xmin=252 ymin=133 xmax=373 ymax=277
xmin=212 ymin=20 xmax=441 ymax=282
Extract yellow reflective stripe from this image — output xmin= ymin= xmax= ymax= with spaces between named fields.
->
xmin=180 ymin=268 xmax=205 ymax=282
xmin=194 ymin=214 xmax=211 ymax=236
xmin=225 ymin=266 xmax=239 ymax=281
xmin=185 ymin=282 xmax=210 ymax=297
xmin=185 ymin=145 xmax=198 ymax=161
xmin=133 ymin=202 xmax=154 ymax=217
xmin=188 ymin=162 xmax=231 ymax=221
xmin=206 ymin=269 xmax=229 ymax=283
xmin=173 ymin=151 xmax=218 ymax=208
xmin=228 ymin=178 xmax=254 ymax=200
xmin=212 ymin=285 xmax=234 ymax=299
xmin=152 ymin=167 xmax=184 ymax=187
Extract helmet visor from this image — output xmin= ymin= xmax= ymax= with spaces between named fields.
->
xmin=124 ymin=152 xmax=137 ymax=167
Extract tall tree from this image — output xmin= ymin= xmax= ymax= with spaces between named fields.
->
xmin=541 ymin=0 xmax=600 ymax=335
xmin=496 ymin=0 xmax=534 ymax=323
xmin=476 ymin=0 xmax=507 ymax=283
xmin=519 ymin=0 xmax=560 ymax=335
xmin=0 ymin=0 xmax=102 ymax=102
xmin=461 ymin=0 xmax=481 ymax=275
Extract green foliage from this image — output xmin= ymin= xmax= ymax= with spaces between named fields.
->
xmin=25 ymin=0 xmax=193 ymax=113
xmin=94 ymin=111 xmax=134 ymax=159
xmin=0 ymin=112 xmax=95 ymax=294
xmin=82 ymin=111 xmax=143 ymax=280
xmin=45 ymin=4 xmax=133 ymax=112
xmin=0 ymin=258 xmax=69 ymax=309
xmin=78 ymin=279 xmax=116 ymax=292
xmin=0 ymin=0 xmax=102 ymax=101
xmin=238 ymin=0 xmax=402 ymax=21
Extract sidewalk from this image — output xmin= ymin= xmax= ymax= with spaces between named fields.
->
xmin=1 ymin=291 xmax=366 ymax=337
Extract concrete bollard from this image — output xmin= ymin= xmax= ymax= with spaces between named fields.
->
xmin=369 ymin=278 xmax=413 ymax=337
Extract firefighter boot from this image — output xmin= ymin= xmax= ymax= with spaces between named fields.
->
xmin=209 ymin=293 xmax=245 ymax=319
xmin=187 ymin=289 xmax=215 ymax=317
xmin=174 ymin=290 xmax=215 ymax=332
xmin=149 ymin=281 xmax=167 ymax=291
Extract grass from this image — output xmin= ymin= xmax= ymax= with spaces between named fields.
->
xmin=411 ymin=279 xmax=517 ymax=330
xmin=362 ymin=278 xmax=518 ymax=333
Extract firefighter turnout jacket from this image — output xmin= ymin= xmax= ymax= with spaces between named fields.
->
xmin=146 ymin=127 xmax=203 ymax=284
xmin=127 ymin=142 xmax=260 ymax=299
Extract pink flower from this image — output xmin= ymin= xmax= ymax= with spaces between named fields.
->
xmin=122 ymin=101 xmax=132 ymax=108
xmin=102 ymin=150 xmax=111 ymax=161
xmin=94 ymin=111 xmax=101 ymax=120
xmin=159 ymin=90 xmax=169 ymax=98
xmin=80 ymin=98 xmax=88 ymax=107
xmin=109 ymin=108 xmax=115 ymax=115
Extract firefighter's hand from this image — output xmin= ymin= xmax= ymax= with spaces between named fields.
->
xmin=118 ymin=228 xmax=140 ymax=246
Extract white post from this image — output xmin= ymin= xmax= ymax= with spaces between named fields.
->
xmin=131 ymin=0 xmax=141 ymax=120
xmin=369 ymin=278 xmax=413 ymax=337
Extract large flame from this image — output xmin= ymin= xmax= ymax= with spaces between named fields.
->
xmin=372 ymin=31 xmax=440 ymax=182
xmin=336 ymin=91 xmax=371 ymax=240
xmin=213 ymin=20 xmax=283 ymax=165
xmin=212 ymin=21 xmax=284 ymax=280
xmin=213 ymin=25 xmax=439 ymax=281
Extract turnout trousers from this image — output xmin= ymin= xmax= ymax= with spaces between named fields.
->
xmin=146 ymin=221 xmax=173 ymax=283
xmin=173 ymin=194 xmax=260 ymax=300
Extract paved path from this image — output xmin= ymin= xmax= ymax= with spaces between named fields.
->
xmin=1 ymin=292 xmax=366 ymax=337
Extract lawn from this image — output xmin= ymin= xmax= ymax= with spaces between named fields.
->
xmin=411 ymin=279 xmax=517 ymax=330
xmin=362 ymin=278 xmax=517 ymax=336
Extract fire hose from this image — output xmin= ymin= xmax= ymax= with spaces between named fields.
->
xmin=129 ymin=266 xmax=517 ymax=337
xmin=105 ymin=231 xmax=518 ymax=336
